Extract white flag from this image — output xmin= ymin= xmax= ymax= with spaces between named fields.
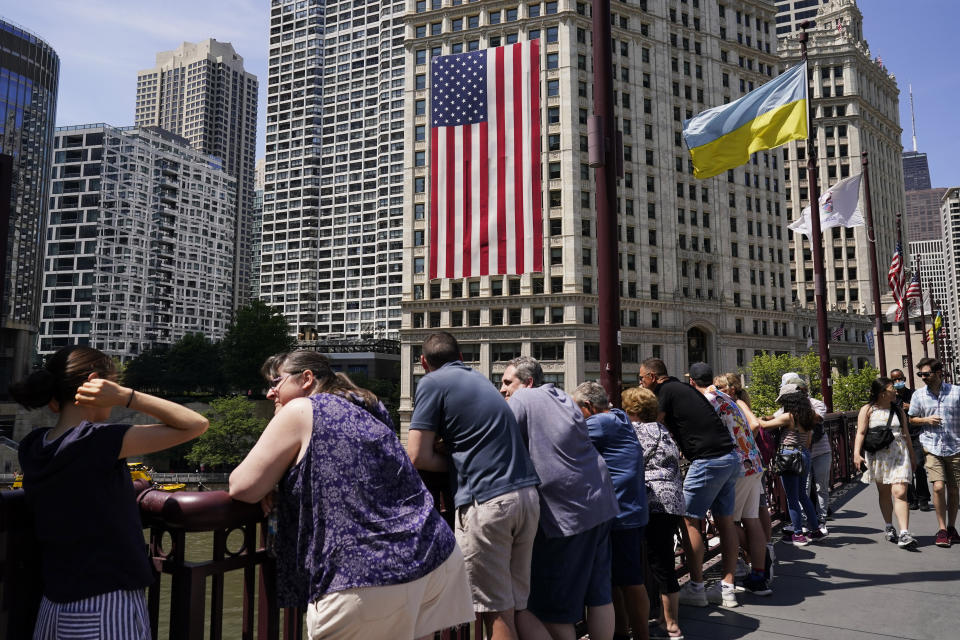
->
xmin=789 ymin=174 xmax=864 ymax=238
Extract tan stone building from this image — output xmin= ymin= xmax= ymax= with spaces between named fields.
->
xmin=398 ymin=0 xmax=873 ymax=425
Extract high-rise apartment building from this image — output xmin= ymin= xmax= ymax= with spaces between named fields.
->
xmin=399 ymin=0 xmax=873 ymax=423
xmin=135 ymin=39 xmax=258 ymax=308
xmin=262 ymin=0 xmax=406 ymax=341
xmin=779 ymin=0 xmax=902 ymax=315
xmin=905 ymin=187 xmax=946 ymax=244
xmin=0 ymin=19 xmax=58 ymax=426
xmin=252 ymin=157 xmax=265 ymax=300
xmin=38 ymin=124 xmax=237 ymax=360
xmin=909 ymin=239 xmax=948 ymax=319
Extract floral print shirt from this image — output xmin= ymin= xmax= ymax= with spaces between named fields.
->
xmin=632 ymin=421 xmax=685 ymax=516
xmin=275 ymin=393 xmax=454 ymax=607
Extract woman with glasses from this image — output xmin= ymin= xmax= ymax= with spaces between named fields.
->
xmin=853 ymin=377 xmax=918 ymax=549
xmin=230 ymin=351 xmax=473 ymax=639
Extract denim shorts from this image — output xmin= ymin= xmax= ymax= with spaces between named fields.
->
xmin=682 ymin=450 xmax=743 ymax=519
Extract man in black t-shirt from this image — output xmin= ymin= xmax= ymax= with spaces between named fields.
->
xmin=638 ymin=358 xmax=742 ymax=609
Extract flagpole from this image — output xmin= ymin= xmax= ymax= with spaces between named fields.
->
xmin=591 ymin=0 xmax=622 ymax=407
xmin=897 ymin=213 xmax=916 ymax=388
xmin=799 ymin=22 xmax=833 ymax=411
xmin=861 ymin=151 xmax=887 ymax=375
xmin=915 ymin=255 xmax=930 ymax=359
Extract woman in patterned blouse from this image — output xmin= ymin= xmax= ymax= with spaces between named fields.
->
xmin=622 ymin=386 xmax=685 ymax=640
xmin=230 ymin=351 xmax=473 ymax=639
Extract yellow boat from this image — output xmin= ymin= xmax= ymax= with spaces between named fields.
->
xmin=157 ymin=483 xmax=186 ymax=492
xmin=11 ymin=472 xmax=22 ymax=489
xmin=127 ymin=462 xmax=153 ymax=483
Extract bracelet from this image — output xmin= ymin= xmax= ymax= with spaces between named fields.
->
xmin=126 ymin=389 xmax=136 ymax=408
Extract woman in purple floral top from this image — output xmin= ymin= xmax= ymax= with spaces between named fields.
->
xmin=230 ymin=351 xmax=473 ymax=639
xmin=622 ymin=387 xmax=685 ymax=640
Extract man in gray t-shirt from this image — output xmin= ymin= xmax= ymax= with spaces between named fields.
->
xmin=501 ymin=356 xmax=619 ymax=639
xmin=408 ymin=332 xmax=542 ymax=640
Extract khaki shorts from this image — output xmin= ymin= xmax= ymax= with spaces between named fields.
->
xmin=305 ymin=545 xmax=474 ymax=640
xmin=456 ymin=485 xmax=540 ymax=612
xmin=925 ymin=452 xmax=960 ymax=486
xmin=732 ymin=472 xmax=764 ymax=521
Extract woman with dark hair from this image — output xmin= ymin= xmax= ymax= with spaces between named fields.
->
xmin=230 ymin=350 xmax=473 ymax=639
xmin=853 ymin=377 xmax=918 ymax=549
xmin=13 ymin=345 xmax=208 ymax=639
xmin=757 ymin=390 xmax=822 ymax=547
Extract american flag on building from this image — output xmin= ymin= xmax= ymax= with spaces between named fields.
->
xmin=888 ymin=241 xmax=905 ymax=316
xmin=832 ymin=323 xmax=845 ymax=342
xmin=428 ymin=41 xmax=543 ymax=279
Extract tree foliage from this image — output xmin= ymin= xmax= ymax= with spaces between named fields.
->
xmin=833 ymin=361 xmax=880 ymax=411
xmin=123 ymin=345 xmax=171 ymax=394
xmin=185 ymin=396 xmax=268 ymax=468
xmin=743 ymin=351 xmax=822 ymax=415
xmin=166 ymin=333 xmax=224 ymax=395
xmin=348 ymin=371 xmax=401 ymax=432
xmin=221 ymin=300 xmax=296 ymax=394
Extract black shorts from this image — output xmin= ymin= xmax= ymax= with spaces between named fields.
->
xmin=611 ymin=526 xmax=646 ymax=586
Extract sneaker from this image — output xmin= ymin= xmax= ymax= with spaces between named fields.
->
xmin=706 ymin=582 xmax=739 ymax=608
xmin=678 ymin=581 xmax=708 ymax=607
xmin=935 ymin=529 xmax=951 ymax=547
xmin=898 ymin=531 xmax=919 ymax=550
xmin=734 ymin=557 xmax=750 ymax=578
xmin=884 ymin=525 xmax=898 ymax=543
xmin=808 ymin=528 xmax=826 ymax=540
xmin=792 ymin=533 xmax=809 ymax=547
xmin=742 ymin=574 xmax=773 ymax=596
xmin=819 ymin=525 xmax=829 ymax=536
xmin=919 ymin=501 xmax=932 ymax=512
xmin=948 ymin=526 xmax=960 ymax=545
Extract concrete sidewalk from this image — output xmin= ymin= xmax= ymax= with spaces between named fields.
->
xmin=680 ymin=481 xmax=959 ymax=639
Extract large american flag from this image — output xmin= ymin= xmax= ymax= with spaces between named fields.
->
xmin=888 ymin=241 xmax=905 ymax=316
xmin=429 ymin=41 xmax=542 ymax=279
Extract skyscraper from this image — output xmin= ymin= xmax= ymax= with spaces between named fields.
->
xmin=399 ymin=0 xmax=873 ymax=425
xmin=262 ymin=0 xmax=406 ymax=342
xmin=135 ymin=39 xmax=258 ymax=309
xmin=940 ymin=188 xmax=960 ymax=373
xmin=778 ymin=0 xmax=903 ymax=315
xmin=902 ymin=150 xmax=932 ymax=191
xmin=39 ymin=124 xmax=237 ymax=360
xmin=0 ymin=18 xmax=59 ymax=418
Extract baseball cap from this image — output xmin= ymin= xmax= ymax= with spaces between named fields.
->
xmin=781 ymin=372 xmax=806 ymax=388
xmin=688 ymin=362 xmax=714 ymax=386
xmin=777 ymin=383 xmax=801 ymax=403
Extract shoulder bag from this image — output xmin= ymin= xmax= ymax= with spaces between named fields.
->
xmin=862 ymin=406 xmax=896 ymax=453
xmin=771 ymin=428 xmax=804 ymax=476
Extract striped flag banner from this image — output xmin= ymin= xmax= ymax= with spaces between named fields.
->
xmin=429 ymin=41 xmax=543 ymax=279
xmin=898 ymin=270 xmax=921 ymax=321
xmin=832 ymin=324 xmax=845 ymax=342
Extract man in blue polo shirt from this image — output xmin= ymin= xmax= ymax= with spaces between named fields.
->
xmin=908 ymin=357 xmax=960 ymax=548
xmin=407 ymin=332 xmax=542 ymax=640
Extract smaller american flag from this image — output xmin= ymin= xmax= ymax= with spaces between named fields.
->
xmin=832 ymin=324 xmax=845 ymax=342
xmin=899 ymin=270 xmax=922 ymax=321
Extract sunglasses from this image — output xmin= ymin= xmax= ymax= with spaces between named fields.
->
xmin=917 ymin=372 xmax=934 ymax=379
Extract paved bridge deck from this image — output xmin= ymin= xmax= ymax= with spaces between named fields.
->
xmin=684 ymin=481 xmax=958 ymax=639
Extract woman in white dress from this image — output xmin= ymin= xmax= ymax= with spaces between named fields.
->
xmin=853 ymin=377 xmax=918 ymax=549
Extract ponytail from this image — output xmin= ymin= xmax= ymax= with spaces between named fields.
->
xmin=9 ymin=345 xmax=117 ymax=410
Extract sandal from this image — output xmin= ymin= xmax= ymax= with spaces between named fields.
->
xmin=649 ymin=623 xmax=684 ymax=639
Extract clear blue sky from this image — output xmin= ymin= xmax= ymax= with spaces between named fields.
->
xmin=3 ymin=0 xmax=958 ymax=187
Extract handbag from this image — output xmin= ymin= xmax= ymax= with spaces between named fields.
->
xmin=862 ymin=407 xmax=896 ymax=453
xmin=772 ymin=429 xmax=804 ymax=476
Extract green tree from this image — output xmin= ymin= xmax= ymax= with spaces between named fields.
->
xmin=221 ymin=300 xmax=296 ymax=394
xmin=833 ymin=360 xmax=880 ymax=411
xmin=123 ymin=345 xmax=171 ymax=394
xmin=349 ymin=370 xmax=401 ymax=432
xmin=165 ymin=333 xmax=224 ymax=395
xmin=185 ymin=396 xmax=268 ymax=468
xmin=743 ymin=350 xmax=822 ymax=415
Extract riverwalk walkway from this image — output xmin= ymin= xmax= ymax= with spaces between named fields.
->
xmin=684 ymin=481 xmax=959 ymax=639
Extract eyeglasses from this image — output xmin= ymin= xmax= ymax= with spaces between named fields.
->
xmin=269 ymin=372 xmax=299 ymax=391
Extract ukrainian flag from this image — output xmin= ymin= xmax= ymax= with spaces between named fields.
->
xmin=683 ymin=62 xmax=808 ymax=179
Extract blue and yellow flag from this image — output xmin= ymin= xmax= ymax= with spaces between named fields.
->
xmin=683 ymin=62 xmax=808 ymax=179
xmin=934 ymin=310 xmax=943 ymax=332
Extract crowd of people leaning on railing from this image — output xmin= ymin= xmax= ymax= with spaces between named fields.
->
xmin=10 ymin=338 xmax=960 ymax=640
